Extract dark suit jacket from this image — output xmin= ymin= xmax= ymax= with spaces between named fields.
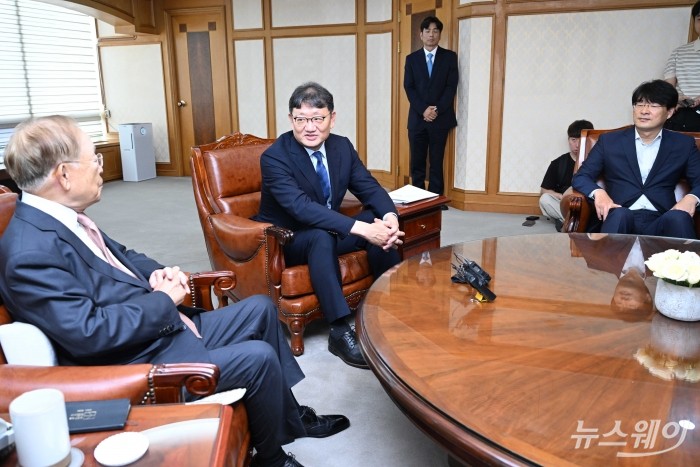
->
xmin=403 ymin=46 xmax=459 ymax=130
xmin=0 ymin=202 xmax=210 ymax=366
xmin=572 ymin=127 xmax=700 ymax=212
xmin=255 ymin=132 xmax=397 ymax=238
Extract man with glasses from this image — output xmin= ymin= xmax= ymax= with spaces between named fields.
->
xmin=256 ymin=82 xmax=404 ymax=369
xmin=572 ymin=79 xmax=700 ymax=238
xmin=0 ymin=115 xmax=350 ymax=467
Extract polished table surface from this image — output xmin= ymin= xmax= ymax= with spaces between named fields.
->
xmin=358 ymin=233 xmax=700 ymax=466
xmin=1 ymin=403 xmax=239 ymax=466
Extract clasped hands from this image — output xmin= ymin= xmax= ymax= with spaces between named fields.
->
xmin=149 ymin=266 xmax=190 ymax=305
xmin=353 ymin=217 xmax=405 ymax=251
xmin=593 ymin=189 xmax=697 ymax=221
xmin=423 ymin=106 xmax=438 ymax=122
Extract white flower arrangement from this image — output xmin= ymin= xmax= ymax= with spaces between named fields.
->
xmin=645 ymin=249 xmax=700 ymax=288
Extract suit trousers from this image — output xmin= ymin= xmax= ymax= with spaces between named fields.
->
xmin=409 ymin=126 xmax=450 ymax=195
xmin=283 ymin=209 xmax=401 ymax=323
xmin=602 ymin=207 xmax=696 ymax=239
xmin=192 ymin=295 xmax=306 ymax=455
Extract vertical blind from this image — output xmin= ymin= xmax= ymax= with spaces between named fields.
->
xmin=0 ymin=0 xmax=103 ymax=151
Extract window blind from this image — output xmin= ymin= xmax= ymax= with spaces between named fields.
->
xmin=0 ymin=0 xmax=103 ymax=151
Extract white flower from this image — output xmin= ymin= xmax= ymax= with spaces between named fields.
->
xmin=645 ymin=249 xmax=700 ymax=287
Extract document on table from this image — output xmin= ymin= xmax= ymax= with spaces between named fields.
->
xmin=388 ymin=185 xmax=438 ymax=205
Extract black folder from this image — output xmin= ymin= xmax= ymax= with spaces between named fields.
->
xmin=65 ymin=398 xmax=131 ymax=434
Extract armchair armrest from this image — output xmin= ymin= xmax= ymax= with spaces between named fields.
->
xmin=186 ymin=270 xmax=237 ymax=309
xmin=561 ymin=189 xmax=591 ymax=233
xmin=209 ymin=213 xmax=293 ymax=260
xmin=0 ymin=362 xmax=219 ymax=411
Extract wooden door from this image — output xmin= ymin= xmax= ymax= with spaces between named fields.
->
xmin=170 ymin=9 xmax=230 ymax=176
xmin=398 ymin=1 xmax=453 ymax=187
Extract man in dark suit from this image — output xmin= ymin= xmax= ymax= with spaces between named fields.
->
xmin=572 ymin=80 xmax=700 ymax=238
xmin=256 ymin=82 xmax=404 ymax=369
xmin=0 ymin=115 xmax=349 ymax=467
xmin=404 ymin=15 xmax=459 ymax=202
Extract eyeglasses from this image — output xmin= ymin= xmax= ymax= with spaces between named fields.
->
xmin=633 ymin=103 xmax=664 ymax=110
xmin=291 ymin=114 xmax=330 ymax=127
xmin=63 ymin=153 xmax=103 ymax=167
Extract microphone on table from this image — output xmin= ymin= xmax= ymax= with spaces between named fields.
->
xmin=451 ymin=253 xmax=496 ymax=302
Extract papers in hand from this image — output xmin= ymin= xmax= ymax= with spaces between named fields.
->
xmin=388 ymin=185 xmax=438 ymax=205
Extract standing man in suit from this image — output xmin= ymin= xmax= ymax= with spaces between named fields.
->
xmin=0 ymin=115 xmax=350 ymax=467
xmin=572 ymin=79 xmax=700 ymax=238
xmin=256 ymin=82 xmax=404 ymax=369
xmin=404 ymin=15 xmax=459 ymax=204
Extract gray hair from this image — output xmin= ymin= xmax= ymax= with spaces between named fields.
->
xmin=4 ymin=115 xmax=81 ymax=192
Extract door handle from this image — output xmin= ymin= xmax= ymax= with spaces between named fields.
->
xmin=177 ymin=100 xmax=187 ymax=107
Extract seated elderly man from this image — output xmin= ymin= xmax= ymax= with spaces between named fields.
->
xmin=0 ymin=115 xmax=348 ymax=467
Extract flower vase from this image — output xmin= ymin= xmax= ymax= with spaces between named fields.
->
xmin=654 ymin=279 xmax=700 ymax=321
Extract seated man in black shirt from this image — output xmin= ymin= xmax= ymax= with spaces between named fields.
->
xmin=539 ymin=119 xmax=594 ymax=231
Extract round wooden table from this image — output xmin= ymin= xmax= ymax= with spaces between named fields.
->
xmin=358 ymin=233 xmax=700 ymax=466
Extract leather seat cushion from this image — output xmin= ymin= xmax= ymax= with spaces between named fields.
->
xmin=280 ymin=250 xmax=370 ymax=297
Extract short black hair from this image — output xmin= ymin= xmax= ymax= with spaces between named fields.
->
xmin=631 ymin=79 xmax=678 ymax=110
xmin=288 ymin=82 xmax=334 ymax=114
xmin=420 ymin=16 xmax=443 ymax=32
xmin=692 ymin=1 xmax=700 ymax=19
xmin=567 ymin=120 xmax=594 ymax=138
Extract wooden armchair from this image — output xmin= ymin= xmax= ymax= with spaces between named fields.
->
xmin=0 ymin=186 xmax=229 ymax=411
xmin=561 ymin=128 xmax=700 ymax=234
xmin=190 ymin=132 xmax=374 ymax=356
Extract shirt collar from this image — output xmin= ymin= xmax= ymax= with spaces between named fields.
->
xmin=634 ymin=127 xmax=663 ymax=145
xmin=305 ymin=143 xmax=327 ymax=159
xmin=21 ymin=192 xmax=79 ymax=230
xmin=424 ymin=47 xmax=437 ymax=57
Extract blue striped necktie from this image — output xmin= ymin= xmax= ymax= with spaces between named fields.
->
xmin=427 ymin=52 xmax=433 ymax=77
xmin=312 ymin=151 xmax=331 ymax=207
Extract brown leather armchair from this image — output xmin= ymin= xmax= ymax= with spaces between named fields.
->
xmin=190 ymin=132 xmax=374 ymax=356
xmin=561 ymin=128 xmax=700 ymax=235
xmin=0 ymin=186 xmax=231 ymax=411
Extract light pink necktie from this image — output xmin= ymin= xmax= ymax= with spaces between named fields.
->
xmin=77 ymin=213 xmax=202 ymax=338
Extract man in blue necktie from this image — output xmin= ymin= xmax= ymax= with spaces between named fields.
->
xmin=256 ymin=82 xmax=404 ymax=369
xmin=404 ymin=15 xmax=459 ymax=204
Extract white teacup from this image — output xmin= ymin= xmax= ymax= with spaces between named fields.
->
xmin=9 ymin=388 xmax=71 ymax=467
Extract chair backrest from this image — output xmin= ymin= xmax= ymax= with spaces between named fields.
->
xmin=191 ymin=132 xmax=275 ymax=220
xmin=0 ymin=186 xmax=19 ymax=363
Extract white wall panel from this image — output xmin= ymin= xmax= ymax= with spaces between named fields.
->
xmin=100 ymin=44 xmax=170 ymax=163
xmin=500 ymin=8 xmax=688 ymax=194
xmin=366 ymin=33 xmax=392 ymax=171
xmin=272 ymin=36 xmax=357 ymax=144
xmin=235 ymin=39 xmax=268 ymax=137
xmin=455 ymin=17 xmax=492 ymax=192
xmin=366 ymin=0 xmax=391 ymax=23
xmin=271 ymin=0 xmax=354 ymax=27
xmin=232 ymin=0 xmax=263 ymax=30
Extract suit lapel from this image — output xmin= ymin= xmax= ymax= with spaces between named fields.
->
xmin=289 ymin=136 xmax=326 ymax=203
xmin=622 ymin=128 xmax=643 ymax=185
xmin=16 ymin=203 xmax=148 ymax=288
xmin=325 ymin=137 xmax=341 ymax=206
xmin=645 ymin=129 xmax=671 ymax=185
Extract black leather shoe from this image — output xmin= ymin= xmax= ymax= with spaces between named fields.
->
xmin=441 ymin=204 xmax=449 ymax=210
xmin=299 ymin=405 xmax=350 ymax=438
xmin=251 ymin=452 xmax=304 ymax=467
xmin=328 ymin=329 xmax=369 ymax=369
xmin=283 ymin=454 xmax=303 ymax=467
